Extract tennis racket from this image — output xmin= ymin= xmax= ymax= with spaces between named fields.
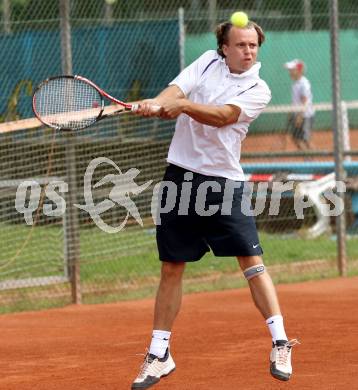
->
xmin=32 ymin=75 xmax=161 ymax=131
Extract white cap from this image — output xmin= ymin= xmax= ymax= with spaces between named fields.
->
xmin=284 ymin=59 xmax=304 ymax=71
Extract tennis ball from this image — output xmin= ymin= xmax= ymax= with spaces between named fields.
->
xmin=230 ymin=11 xmax=249 ymax=28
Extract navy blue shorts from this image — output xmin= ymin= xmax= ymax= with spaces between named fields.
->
xmin=156 ymin=164 xmax=263 ymax=262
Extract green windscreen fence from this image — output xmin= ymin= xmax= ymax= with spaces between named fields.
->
xmin=0 ymin=19 xmax=180 ymax=127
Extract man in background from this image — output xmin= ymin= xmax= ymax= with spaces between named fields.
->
xmin=284 ymin=59 xmax=314 ymax=150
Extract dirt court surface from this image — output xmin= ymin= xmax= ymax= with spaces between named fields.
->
xmin=1 ymin=277 xmax=358 ymax=390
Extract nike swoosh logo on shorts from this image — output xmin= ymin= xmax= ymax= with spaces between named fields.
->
xmin=252 ymin=244 xmax=260 ymax=248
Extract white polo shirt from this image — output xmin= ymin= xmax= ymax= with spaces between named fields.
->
xmin=167 ymin=50 xmax=271 ymax=181
xmin=291 ymin=76 xmax=314 ymax=118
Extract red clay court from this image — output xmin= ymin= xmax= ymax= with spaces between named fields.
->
xmin=1 ymin=276 xmax=357 ymax=390
xmin=242 ymin=128 xmax=358 ymax=161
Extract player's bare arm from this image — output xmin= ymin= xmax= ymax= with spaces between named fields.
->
xmin=182 ymin=101 xmax=240 ymax=127
xmin=156 ymin=85 xmax=185 ymax=102
xmin=139 ymin=95 xmax=240 ymax=127
xmin=136 ymin=86 xmax=240 ymax=127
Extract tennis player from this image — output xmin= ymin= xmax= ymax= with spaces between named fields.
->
xmin=131 ymin=20 xmax=298 ymax=389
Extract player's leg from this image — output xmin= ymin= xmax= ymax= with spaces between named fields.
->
xmin=203 ymin=178 xmax=298 ymax=382
xmin=132 ymin=164 xmax=209 ymax=389
xmin=237 ymin=255 xmax=282 ymax=319
xmin=131 ymin=261 xmax=184 ymax=389
xmin=153 ymin=261 xmax=186 ymax=331
xmin=237 ymin=255 xmax=298 ymax=381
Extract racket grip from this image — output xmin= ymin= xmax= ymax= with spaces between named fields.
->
xmin=130 ymin=104 xmax=139 ymax=112
xmin=131 ymin=104 xmax=162 ymax=114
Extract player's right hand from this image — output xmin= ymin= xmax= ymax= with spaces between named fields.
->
xmin=134 ymin=99 xmax=162 ymax=117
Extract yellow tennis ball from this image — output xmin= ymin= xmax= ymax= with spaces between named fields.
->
xmin=230 ymin=11 xmax=249 ymax=28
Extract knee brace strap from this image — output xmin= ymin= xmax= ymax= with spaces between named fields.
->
xmin=243 ymin=264 xmax=265 ymax=280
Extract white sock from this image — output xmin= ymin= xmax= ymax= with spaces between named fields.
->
xmin=149 ymin=330 xmax=171 ymax=358
xmin=266 ymin=315 xmax=288 ymax=343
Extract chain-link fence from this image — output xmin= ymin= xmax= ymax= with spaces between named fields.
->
xmin=1 ymin=0 xmax=357 ymax=312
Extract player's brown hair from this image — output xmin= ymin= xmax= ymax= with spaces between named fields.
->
xmin=216 ymin=21 xmax=265 ymax=58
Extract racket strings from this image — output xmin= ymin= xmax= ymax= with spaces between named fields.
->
xmin=34 ymin=77 xmax=103 ymax=130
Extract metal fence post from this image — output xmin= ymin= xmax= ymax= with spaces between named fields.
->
xmin=329 ymin=0 xmax=347 ymax=276
xmin=2 ymin=0 xmax=11 ymax=34
xmin=60 ymin=0 xmax=82 ymax=303
xmin=208 ymin=0 xmax=217 ymax=32
xmin=178 ymin=7 xmax=185 ymax=72
xmin=303 ymin=0 xmax=312 ymax=31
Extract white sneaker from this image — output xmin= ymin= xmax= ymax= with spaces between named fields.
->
xmin=270 ymin=339 xmax=299 ymax=381
xmin=131 ymin=348 xmax=176 ymax=389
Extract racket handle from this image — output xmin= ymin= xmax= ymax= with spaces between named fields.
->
xmin=130 ymin=103 xmax=139 ymax=112
xmin=131 ymin=103 xmax=162 ymax=114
